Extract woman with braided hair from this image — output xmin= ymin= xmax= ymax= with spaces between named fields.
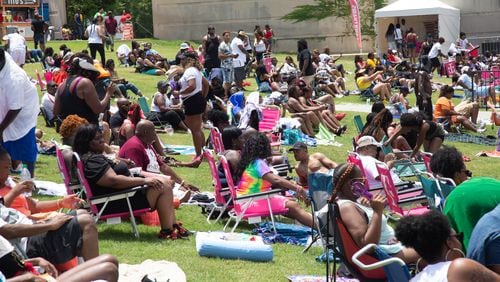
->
xmin=328 ymin=163 xmax=418 ymax=263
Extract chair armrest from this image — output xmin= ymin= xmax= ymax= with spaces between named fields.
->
xmin=398 ymin=195 xmax=427 ymax=205
xmin=89 ymin=186 xmax=148 ymax=205
xmin=235 ymin=189 xmax=284 ymax=202
xmin=352 ymin=244 xmax=406 ymax=270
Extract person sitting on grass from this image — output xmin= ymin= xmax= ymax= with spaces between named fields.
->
xmin=73 ymin=124 xmax=189 ymax=240
xmin=235 ymin=133 xmax=313 ymax=228
xmin=434 ymin=85 xmax=485 ymax=133
xmin=118 ymin=120 xmax=200 ymax=196
xmin=396 ymin=211 xmax=500 ymax=281
xmin=148 ymin=80 xmax=189 ymax=132
xmin=104 ymin=59 xmax=143 ymax=98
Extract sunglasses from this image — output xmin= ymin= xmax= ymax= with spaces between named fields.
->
xmin=450 ymin=232 xmax=464 ymax=242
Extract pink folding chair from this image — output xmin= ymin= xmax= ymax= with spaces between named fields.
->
xmin=35 ymin=69 xmax=46 ymax=91
xmin=210 ymin=127 xmax=224 ymax=155
xmin=346 ymin=152 xmax=371 ymax=189
xmin=421 ymin=152 xmax=433 ymax=174
xmin=203 ymin=148 xmax=232 ymax=224
xmin=55 ymin=146 xmax=83 ymax=197
xmin=259 ymin=105 xmax=282 ymax=153
xmin=375 ymin=162 xmax=429 ymax=217
xmin=220 ymin=155 xmax=288 ymax=233
xmin=73 ymin=152 xmax=150 ymax=238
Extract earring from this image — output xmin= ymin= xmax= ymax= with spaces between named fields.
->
xmin=415 ymin=258 xmax=423 ymax=274
xmin=445 ymin=248 xmax=465 ymax=261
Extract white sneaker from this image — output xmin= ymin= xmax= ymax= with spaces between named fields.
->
xmin=477 ymin=127 xmax=486 ymax=133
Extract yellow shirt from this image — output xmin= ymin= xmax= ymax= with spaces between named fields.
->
xmin=367 ymin=58 xmax=377 ymax=69
xmin=356 ymin=76 xmax=372 ymax=90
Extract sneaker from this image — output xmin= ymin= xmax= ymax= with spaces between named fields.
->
xmin=477 ymin=127 xmax=486 ymax=133
xmin=158 ymin=229 xmax=179 ymax=240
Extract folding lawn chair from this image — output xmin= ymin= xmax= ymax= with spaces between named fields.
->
xmin=380 ymin=136 xmax=426 ymax=178
xmin=220 ymin=155 xmax=288 ymax=233
xmin=35 ymin=69 xmax=46 ymax=91
xmin=352 ymin=244 xmax=411 ymax=282
xmin=73 ymin=152 xmax=151 ymax=238
xmin=325 ymin=202 xmax=409 ymax=282
xmin=259 ymin=105 xmax=282 ymax=153
xmin=210 ymin=127 xmax=224 ymax=155
xmin=435 ymin=176 xmax=456 ymax=198
xmin=302 ymin=170 xmax=334 ymax=253
xmin=417 ymin=171 xmax=445 ymax=211
xmin=203 ymin=148 xmax=232 ymax=224
xmin=375 ymin=162 xmax=429 ymax=218
xmin=55 ymin=146 xmax=84 ymax=198
xmin=420 ymin=152 xmax=432 ymax=173
xmin=40 ymin=107 xmax=55 ymax=128
xmin=353 ymin=115 xmax=364 ymax=134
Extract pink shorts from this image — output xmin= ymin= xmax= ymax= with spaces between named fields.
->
xmin=235 ymin=195 xmax=289 ymax=218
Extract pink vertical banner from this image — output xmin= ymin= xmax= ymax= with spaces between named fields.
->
xmin=349 ymin=0 xmax=362 ymax=51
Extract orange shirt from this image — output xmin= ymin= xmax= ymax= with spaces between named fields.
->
xmin=0 ymin=185 xmax=31 ymax=216
xmin=434 ymin=97 xmax=454 ymax=119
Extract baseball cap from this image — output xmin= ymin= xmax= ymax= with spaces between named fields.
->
xmin=356 ymin=136 xmax=382 ymax=149
xmin=238 ymin=30 xmax=246 ymax=36
xmin=288 ymin=141 xmax=308 ymax=152
xmin=179 ymin=42 xmax=189 ymax=50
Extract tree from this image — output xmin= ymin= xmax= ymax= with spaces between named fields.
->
xmin=65 ymin=0 xmax=153 ymax=38
xmin=282 ymin=0 xmax=386 ymax=35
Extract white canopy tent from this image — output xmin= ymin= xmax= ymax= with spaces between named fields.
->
xmin=375 ymin=0 xmax=460 ymax=55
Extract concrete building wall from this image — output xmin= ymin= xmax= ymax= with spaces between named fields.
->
xmin=152 ymin=0 xmax=374 ymax=53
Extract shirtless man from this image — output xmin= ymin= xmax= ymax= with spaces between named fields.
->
xmin=289 ymin=142 xmax=338 ymax=188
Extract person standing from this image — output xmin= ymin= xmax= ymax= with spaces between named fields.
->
xmin=428 ymin=37 xmax=448 ymax=74
xmin=93 ymin=7 xmax=106 ymax=20
xmin=0 ymin=49 xmax=39 ymax=176
xmin=218 ymin=31 xmax=238 ymax=97
xmin=201 ymin=25 xmax=221 ymax=75
xmin=297 ymin=39 xmax=314 ymax=86
xmin=30 ymin=14 xmax=48 ymax=51
xmin=74 ymin=9 xmax=84 ymax=40
xmin=264 ymin=24 xmax=274 ymax=52
xmin=231 ymin=30 xmax=249 ymax=89
xmin=85 ymin=16 xmax=106 ymax=66
xmin=4 ymin=30 xmax=26 ymax=67
xmin=120 ymin=10 xmax=132 ymax=25
xmin=104 ymin=11 xmax=118 ymax=52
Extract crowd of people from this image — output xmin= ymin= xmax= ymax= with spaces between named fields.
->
xmin=0 ymin=10 xmax=499 ymax=280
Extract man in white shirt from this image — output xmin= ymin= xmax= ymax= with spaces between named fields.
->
xmin=456 ymin=66 xmax=496 ymax=108
xmin=41 ymin=81 xmax=57 ymax=126
xmin=428 ymin=37 xmax=447 ymax=74
xmin=4 ymin=30 xmax=26 ymax=67
xmin=0 ymin=49 xmax=39 ymax=176
xmin=356 ymin=136 xmax=402 ymax=188
xmin=230 ymin=30 xmax=249 ymax=88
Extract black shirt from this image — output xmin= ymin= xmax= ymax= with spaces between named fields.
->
xmin=31 ymin=19 xmax=45 ymax=34
xmin=109 ymin=111 xmax=126 ymax=129
xmin=298 ymin=49 xmax=314 ymax=76
xmin=82 ymin=153 xmax=130 ymax=196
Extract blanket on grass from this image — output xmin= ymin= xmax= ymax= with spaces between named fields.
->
xmin=445 ymin=133 xmax=497 ymax=146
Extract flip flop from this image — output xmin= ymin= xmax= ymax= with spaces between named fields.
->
xmin=463 ymin=155 xmax=471 ymax=162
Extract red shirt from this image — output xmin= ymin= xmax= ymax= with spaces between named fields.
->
xmin=118 ymin=136 xmax=164 ymax=173
xmin=120 ymin=13 xmax=132 ymax=24
xmin=105 ymin=17 xmax=118 ymax=35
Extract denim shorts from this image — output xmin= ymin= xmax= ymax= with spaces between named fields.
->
xmin=221 ymin=67 xmax=234 ymax=84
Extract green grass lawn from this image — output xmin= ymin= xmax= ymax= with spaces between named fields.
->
xmin=22 ymin=39 xmax=500 ymax=281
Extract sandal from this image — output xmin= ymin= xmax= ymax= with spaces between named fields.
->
xmin=174 ymin=221 xmax=192 ymax=237
xmin=463 ymin=155 xmax=471 ymax=162
xmin=158 ymin=228 xmax=179 ymax=240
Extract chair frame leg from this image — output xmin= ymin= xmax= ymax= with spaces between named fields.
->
xmin=231 ymin=199 xmax=253 ymax=233
xmin=126 ymin=197 xmax=140 ymax=238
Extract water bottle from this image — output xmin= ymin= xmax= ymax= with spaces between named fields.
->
xmin=20 ymin=164 xmax=32 ymax=197
xmin=98 ymin=113 xmax=104 ymax=131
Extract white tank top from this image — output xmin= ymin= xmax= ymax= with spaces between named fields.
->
xmin=411 ymin=261 xmax=451 ymax=282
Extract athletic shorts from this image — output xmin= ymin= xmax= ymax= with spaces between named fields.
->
xmin=33 ymin=33 xmax=44 ymax=45
xmin=183 ymin=92 xmax=206 ymax=116
xmin=26 ymin=216 xmax=82 ymax=265
xmin=2 ymin=127 xmax=37 ymax=163
xmin=430 ymin=57 xmax=441 ymax=68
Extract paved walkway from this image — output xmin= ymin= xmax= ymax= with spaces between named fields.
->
xmin=336 ymin=102 xmax=493 ymax=122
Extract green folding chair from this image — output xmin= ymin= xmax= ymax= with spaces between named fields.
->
xmin=137 ymin=96 xmax=150 ymax=114
xmin=353 ymin=115 xmax=364 ymax=134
